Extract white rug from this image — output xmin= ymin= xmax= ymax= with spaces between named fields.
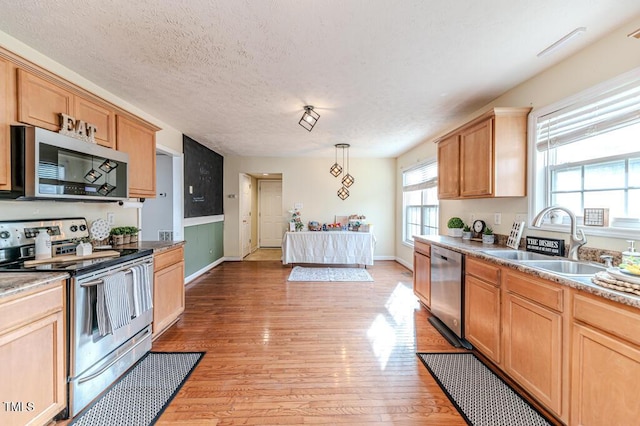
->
xmin=287 ymin=266 xmax=373 ymax=282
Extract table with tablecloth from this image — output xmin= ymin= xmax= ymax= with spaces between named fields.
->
xmin=282 ymin=231 xmax=376 ymax=266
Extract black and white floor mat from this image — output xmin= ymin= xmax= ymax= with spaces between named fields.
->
xmin=417 ymin=352 xmax=552 ymax=426
xmin=70 ymin=352 xmax=204 ymax=426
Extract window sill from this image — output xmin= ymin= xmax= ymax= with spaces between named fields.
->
xmin=525 ymin=223 xmax=640 ymax=240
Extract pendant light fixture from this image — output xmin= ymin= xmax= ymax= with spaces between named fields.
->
xmin=330 ymin=143 xmax=354 ymax=200
xmin=299 ymin=105 xmax=320 ymax=131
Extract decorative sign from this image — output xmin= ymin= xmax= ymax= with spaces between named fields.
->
xmin=526 ymin=236 xmax=565 ymax=257
xmin=59 ymin=113 xmax=98 ymax=144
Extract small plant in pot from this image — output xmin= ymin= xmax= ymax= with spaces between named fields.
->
xmin=110 ymin=227 xmax=125 ymax=246
xmin=462 ymin=224 xmax=472 ymax=240
xmin=126 ymin=226 xmax=140 ymax=243
xmin=482 ymin=226 xmax=495 ymax=244
xmin=447 ymin=217 xmax=465 ymax=238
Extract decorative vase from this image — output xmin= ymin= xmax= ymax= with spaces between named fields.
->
xmin=448 ymin=228 xmax=463 ymax=238
xmin=482 ymin=234 xmax=495 ymax=244
xmin=112 ymin=235 xmax=124 ymax=246
xmin=462 ymin=231 xmax=472 ymax=240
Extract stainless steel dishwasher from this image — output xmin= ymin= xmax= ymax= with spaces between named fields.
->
xmin=429 ymin=245 xmax=471 ymax=349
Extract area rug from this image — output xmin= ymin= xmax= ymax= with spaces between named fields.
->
xmin=70 ymin=352 xmax=204 ymax=426
xmin=417 ymin=352 xmax=552 ymax=426
xmin=287 ymin=266 xmax=373 ymax=282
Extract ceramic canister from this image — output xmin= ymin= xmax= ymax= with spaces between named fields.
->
xmin=35 ymin=230 xmax=52 ymax=260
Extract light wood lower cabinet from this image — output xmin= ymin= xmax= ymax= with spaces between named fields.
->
xmin=153 ymin=246 xmax=185 ymax=339
xmin=0 ymin=282 xmax=66 ymax=426
xmin=464 ymin=258 xmax=501 ymax=364
xmin=570 ymin=292 xmax=640 ymax=426
xmin=413 ymin=241 xmax=431 ymax=308
xmin=502 ymin=270 xmax=568 ymax=422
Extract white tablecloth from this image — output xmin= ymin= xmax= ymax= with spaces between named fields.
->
xmin=282 ymin=231 xmax=376 ymax=266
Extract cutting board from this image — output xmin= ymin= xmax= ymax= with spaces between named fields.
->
xmin=24 ymin=250 xmax=120 ymax=267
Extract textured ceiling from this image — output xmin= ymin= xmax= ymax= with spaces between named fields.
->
xmin=0 ymin=1 xmax=639 ymax=157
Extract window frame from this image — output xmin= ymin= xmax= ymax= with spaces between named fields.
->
xmin=402 ymin=159 xmax=438 ymax=246
xmin=527 ymin=66 xmax=640 ymax=239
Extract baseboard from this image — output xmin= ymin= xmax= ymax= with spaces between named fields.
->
xmin=185 ymin=257 xmax=225 ymax=283
xmin=395 ymin=257 xmax=413 ymax=271
xmin=374 ymin=255 xmax=396 ymax=261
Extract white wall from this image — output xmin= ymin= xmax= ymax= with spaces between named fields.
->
xmin=396 ymin=15 xmax=640 ymax=267
xmin=224 ymin=156 xmax=396 ymax=259
xmin=141 ymin=154 xmax=173 ymax=240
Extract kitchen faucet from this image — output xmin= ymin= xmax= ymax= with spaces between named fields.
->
xmin=531 ymin=206 xmax=587 ymax=261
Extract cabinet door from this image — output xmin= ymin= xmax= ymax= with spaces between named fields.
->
xmin=503 ymin=292 xmax=563 ymax=416
xmin=0 ymin=57 xmax=10 ymax=190
xmin=465 ymin=275 xmax=500 ymax=364
xmin=116 ymin=115 xmax=156 ymax=198
xmin=75 ymin=95 xmax=116 ymax=148
xmin=437 ymin=134 xmax=460 ymax=199
xmin=460 ymin=117 xmax=493 ymax=197
xmin=17 ymin=69 xmax=74 ymax=131
xmin=571 ymin=323 xmax=640 ymax=426
xmin=153 ymin=261 xmax=185 ymax=338
xmin=413 ymin=251 xmax=430 ymax=308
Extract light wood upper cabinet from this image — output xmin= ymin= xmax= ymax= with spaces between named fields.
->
xmin=0 ymin=56 xmax=11 ymax=190
xmin=153 ymin=246 xmax=185 ymax=339
xmin=116 ymin=114 xmax=157 ymax=198
xmin=436 ymin=134 xmax=460 ymax=199
xmin=502 ymin=270 xmax=568 ymax=422
xmin=464 ymin=258 xmax=501 ymax=364
xmin=437 ymin=107 xmax=530 ymax=199
xmin=0 ymin=282 xmax=66 ymax=426
xmin=75 ymin=95 xmax=116 ymax=149
xmin=413 ymin=241 xmax=431 ymax=308
xmin=570 ymin=292 xmax=640 ymax=426
xmin=17 ymin=69 xmax=74 ymax=131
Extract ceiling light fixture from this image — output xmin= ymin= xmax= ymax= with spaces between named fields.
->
xmin=331 ymin=143 xmax=353 ymax=200
xmin=628 ymin=28 xmax=640 ymax=39
xmin=537 ymin=27 xmax=587 ymax=58
xmin=298 ymin=105 xmax=320 ymax=131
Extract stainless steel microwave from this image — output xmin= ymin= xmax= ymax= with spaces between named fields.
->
xmin=2 ymin=126 xmax=129 ymax=201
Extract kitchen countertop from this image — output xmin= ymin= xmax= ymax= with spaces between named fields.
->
xmin=415 ymin=235 xmax=640 ymax=309
xmin=119 ymin=240 xmax=185 ymax=253
xmin=0 ymin=272 xmax=69 ymax=300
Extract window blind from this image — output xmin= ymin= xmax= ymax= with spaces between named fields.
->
xmin=403 ymin=160 xmax=437 ymax=191
xmin=535 ymin=77 xmax=640 ymax=151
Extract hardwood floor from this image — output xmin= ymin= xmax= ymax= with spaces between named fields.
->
xmin=151 ymin=260 xmax=467 ymax=425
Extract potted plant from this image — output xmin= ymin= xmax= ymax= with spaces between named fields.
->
xmin=447 ymin=217 xmax=465 ymax=237
xmin=110 ymin=227 xmax=125 ymax=246
xmin=462 ymin=224 xmax=472 ymax=240
xmin=482 ymin=226 xmax=495 ymax=244
xmin=127 ymin=226 xmax=140 ymax=243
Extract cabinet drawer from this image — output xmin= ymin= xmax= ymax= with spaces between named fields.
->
xmin=0 ymin=284 xmax=63 ymax=334
xmin=504 ymin=271 xmax=563 ymax=312
xmin=154 ymin=246 xmax=184 ymax=271
xmin=466 ymin=257 xmax=500 ymax=285
xmin=573 ymin=292 xmax=640 ymax=347
xmin=414 ymin=241 xmax=430 ymax=257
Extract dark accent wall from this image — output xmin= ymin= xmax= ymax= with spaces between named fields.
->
xmin=183 ymin=135 xmax=223 ymax=218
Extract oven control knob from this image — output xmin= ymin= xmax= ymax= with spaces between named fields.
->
xmin=0 ymin=231 xmax=9 ymax=239
xmin=79 ymin=224 xmax=87 ymax=232
xmin=70 ymin=225 xmax=78 ymax=232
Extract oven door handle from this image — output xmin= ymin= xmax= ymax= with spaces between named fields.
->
xmin=77 ymin=327 xmax=151 ymax=384
xmin=79 ymin=261 xmax=153 ymax=287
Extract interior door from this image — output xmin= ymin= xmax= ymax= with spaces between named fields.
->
xmin=259 ymin=180 xmax=283 ymax=247
xmin=240 ymin=174 xmax=252 ymax=257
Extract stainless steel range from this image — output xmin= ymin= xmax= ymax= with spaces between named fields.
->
xmin=0 ymin=218 xmax=154 ymax=419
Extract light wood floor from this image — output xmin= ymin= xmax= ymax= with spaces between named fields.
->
xmin=243 ymin=248 xmax=282 ymax=261
xmin=151 ymin=260 xmax=468 ymax=425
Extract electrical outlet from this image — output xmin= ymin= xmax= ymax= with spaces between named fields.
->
xmin=494 ymin=213 xmax=502 ymax=225
xmin=107 ymin=212 xmax=115 ymax=225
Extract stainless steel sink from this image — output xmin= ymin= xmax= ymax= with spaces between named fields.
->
xmin=480 ymin=249 xmax=554 ymax=261
xmin=518 ymin=260 xmax=606 ymax=276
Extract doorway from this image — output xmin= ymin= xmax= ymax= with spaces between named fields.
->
xmin=258 ymin=180 xmax=283 ymax=247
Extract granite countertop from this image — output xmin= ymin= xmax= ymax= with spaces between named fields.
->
xmin=0 ymin=272 xmax=69 ymax=300
xmin=119 ymin=240 xmax=185 ymax=253
xmin=414 ymin=235 xmax=640 ymax=309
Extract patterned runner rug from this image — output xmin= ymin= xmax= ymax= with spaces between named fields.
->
xmin=287 ymin=266 xmax=373 ymax=281
xmin=417 ymin=352 xmax=552 ymax=426
xmin=70 ymin=352 xmax=204 ymax=426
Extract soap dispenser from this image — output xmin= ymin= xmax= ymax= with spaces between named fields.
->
xmin=621 ymin=240 xmax=640 ymax=270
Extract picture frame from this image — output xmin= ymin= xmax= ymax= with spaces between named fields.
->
xmin=335 ymin=215 xmax=348 ymax=226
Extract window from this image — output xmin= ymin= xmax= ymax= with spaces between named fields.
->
xmin=530 ymin=68 xmax=640 ymax=237
xmin=402 ymin=160 xmax=438 ymax=244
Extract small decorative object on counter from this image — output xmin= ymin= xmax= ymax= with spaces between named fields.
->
xmin=482 ymin=227 xmax=495 ymax=244
xmin=348 ymin=214 xmax=366 ymax=231
xmin=289 ymin=209 xmax=304 ymax=231
xmin=462 ymin=225 xmax=472 ymax=240
xmin=620 ymin=240 xmax=640 ymax=275
xmin=110 ymin=227 xmax=125 ymax=245
xmin=308 ymin=221 xmax=322 ymax=231
xmin=126 ymin=226 xmax=140 ymax=243
xmin=76 ymin=241 xmax=93 ymax=256
xmin=447 ymin=217 xmax=464 ymax=238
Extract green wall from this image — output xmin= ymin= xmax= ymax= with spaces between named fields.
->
xmin=184 ymin=221 xmax=224 ymax=277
